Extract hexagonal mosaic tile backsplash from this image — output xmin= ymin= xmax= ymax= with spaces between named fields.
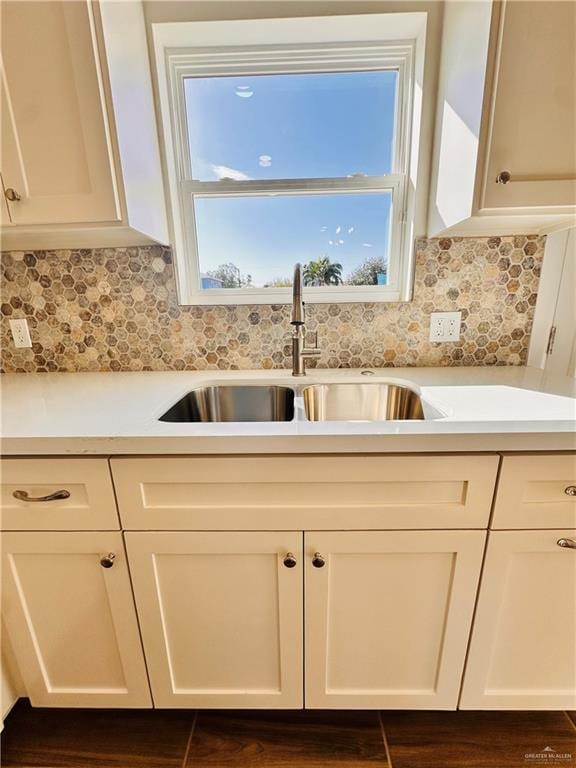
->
xmin=0 ymin=235 xmax=544 ymax=372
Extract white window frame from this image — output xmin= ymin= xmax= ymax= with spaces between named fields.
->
xmin=153 ymin=14 xmax=427 ymax=305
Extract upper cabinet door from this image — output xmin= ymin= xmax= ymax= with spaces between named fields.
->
xmin=482 ymin=0 xmax=576 ymax=210
xmin=2 ymin=532 xmax=151 ymax=708
xmin=0 ymin=0 xmax=120 ymax=225
xmin=304 ymin=530 xmax=486 ymax=710
xmin=429 ymin=1 xmax=575 ymax=236
xmin=460 ymin=530 xmax=576 ymax=710
xmin=125 ymin=531 xmax=303 ymax=708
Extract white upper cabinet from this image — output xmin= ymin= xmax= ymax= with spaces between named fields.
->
xmin=1 ymin=1 xmax=119 ymax=226
xmin=429 ymin=0 xmax=576 ymax=237
xmin=0 ymin=0 xmax=168 ymax=249
xmin=483 ymin=1 xmax=575 ymax=212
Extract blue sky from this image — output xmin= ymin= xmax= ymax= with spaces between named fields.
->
xmin=184 ymin=70 xmax=397 ymax=286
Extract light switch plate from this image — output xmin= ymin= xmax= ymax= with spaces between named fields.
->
xmin=429 ymin=311 xmax=461 ymax=342
xmin=9 ymin=318 xmax=32 ymax=348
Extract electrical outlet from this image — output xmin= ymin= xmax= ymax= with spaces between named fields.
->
xmin=429 ymin=311 xmax=461 ymax=342
xmin=9 ymin=318 xmax=32 ymax=348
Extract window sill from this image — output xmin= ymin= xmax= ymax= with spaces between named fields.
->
xmin=180 ymin=285 xmax=404 ymax=306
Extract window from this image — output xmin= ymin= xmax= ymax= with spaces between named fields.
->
xmin=154 ymin=14 xmax=426 ymax=304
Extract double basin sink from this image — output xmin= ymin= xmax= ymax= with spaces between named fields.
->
xmin=159 ymin=382 xmax=429 ymax=423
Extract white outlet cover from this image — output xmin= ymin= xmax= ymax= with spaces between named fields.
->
xmin=9 ymin=318 xmax=32 ymax=348
xmin=429 ymin=311 xmax=461 ymax=342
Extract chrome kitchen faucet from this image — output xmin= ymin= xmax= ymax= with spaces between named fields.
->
xmin=290 ymin=263 xmax=321 ymax=376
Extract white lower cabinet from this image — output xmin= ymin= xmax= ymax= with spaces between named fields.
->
xmin=305 ymin=531 xmax=487 ymax=709
xmin=125 ymin=530 xmax=486 ymax=710
xmin=460 ymin=530 xmax=576 ymax=710
xmin=1 ymin=532 xmax=151 ymax=708
xmin=125 ymin=531 xmax=303 ymax=708
xmin=4 ymin=454 xmax=574 ymax=713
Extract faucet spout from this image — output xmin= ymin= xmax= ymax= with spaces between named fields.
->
xmin=289 ymin=262 xmax=320 ymax=376
xmin=291 ymin=263 xmax=305 ymax=326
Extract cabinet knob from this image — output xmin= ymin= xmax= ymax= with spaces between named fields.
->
xmin=5 ymin=188 xmax=21 ymax=202
xmin=283 ymin=553 xmax=297 ymax=568
xmin=564 ymin=486 xmax=576 ymax=497
xmin=13 ymin=489 xmax=71 ymax=503
xmin=495 ymin=170 xmax=511 ymax=185
xmin=557 ymin=539 xmax=576 ymax=550
xmin=312 ymin=553 xmax=325 ymax=568
xmin=100 ymin=553 xmax=116 ymax=568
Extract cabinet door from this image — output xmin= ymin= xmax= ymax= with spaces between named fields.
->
xmin=125 ymin=532 xmax=303 ymax=708
xmin=1 ymin=532 xmax=151 ymax=708
xmin=0 ymin=0 xmax=119 ymax=225
xmin=305 ymin=531 xmax=486 ymax=709
xmin=483 ymin=1 xmax=576 ymax=209
xmin=460 ymin=530 xmax=576 ymax=710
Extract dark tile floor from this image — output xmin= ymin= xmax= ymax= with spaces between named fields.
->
xmin=2 ymin=700 xmax=575 ymax=768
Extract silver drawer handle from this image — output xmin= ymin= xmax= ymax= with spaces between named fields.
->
xmin=557 ymin=538 xmax=576 ymax=550
xmin=13 ymin=489 xmax=71 ymax=503
xmin=565 ymin=486 xmax=576 ymax=497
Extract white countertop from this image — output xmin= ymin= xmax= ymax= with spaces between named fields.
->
xmin=1 ymin=366 xmax=575 ymax=455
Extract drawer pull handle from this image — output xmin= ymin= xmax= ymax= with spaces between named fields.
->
xmin=100 ymin=553 xmax=116 ymax=569
xmin=565 ymin=486 xmax=576 ymax=497
xmin=283 ymin=553 xmax=297 ymax=568
xmin=557 ymin=538 xmax=576 ymax=550
xmin=13 ymin=489 xmax=71 ymax=503
xmin=312 ymin=553 xmax=325 ymax=568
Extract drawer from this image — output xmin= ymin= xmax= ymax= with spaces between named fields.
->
xmin=1 ymin=459 xmax=119 ymax=530
xmin=492 ymin=454 xmax=576 ymax=529
xmin=111 ymin=455 xmax=499 ymax=530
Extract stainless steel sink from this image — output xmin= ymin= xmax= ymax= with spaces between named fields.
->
xmin=303 ymin=383 xmax=425 ymax=421
xmin=159 ymin=385 xmax=295 ymax=422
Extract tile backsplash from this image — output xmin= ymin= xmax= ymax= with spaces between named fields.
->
xmin=0 ymin=235 xmax=544 ymax=373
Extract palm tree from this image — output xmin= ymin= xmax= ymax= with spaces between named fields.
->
xmin=303 ymin=256 xmax=343 ymax=286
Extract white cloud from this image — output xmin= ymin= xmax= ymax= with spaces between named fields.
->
xmin=335 ymin=226 xmax=341 ymax=234
xmin=348 ymin=226 xmax=355 ymax=234
xmin=328 ymin=240 xmax=334 ymax=245
xmin=235 ymin=85 xmax=253 ymax=98
xmin=258 ymin=154 xmax=272 ymax=167
xmin=338 ymin=239 xmax=344 ymax=244
xmin=211 ymin=164 xmax=252 ymax=181
xmin=362 ymin=242 xmax=374 ymax=248
xmin=320 ymin=226 xmax=328 ymax=232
